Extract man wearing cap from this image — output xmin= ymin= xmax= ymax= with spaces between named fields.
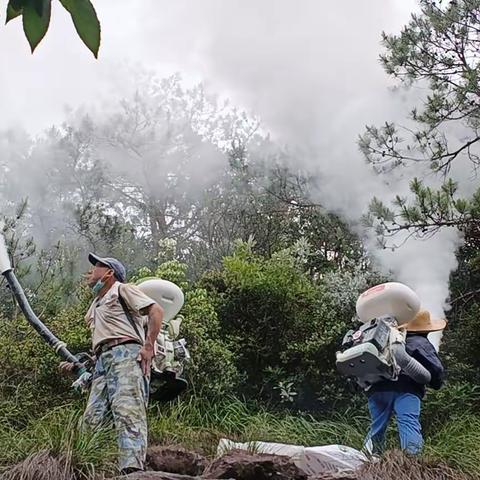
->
xmin=365 ymin=310 xmax=446 ymax=455
xmin=60 ymin=253 xmax=164 ymax=475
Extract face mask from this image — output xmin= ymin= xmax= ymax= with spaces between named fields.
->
xmin=91 ymin=272 xmax=110 ymax=295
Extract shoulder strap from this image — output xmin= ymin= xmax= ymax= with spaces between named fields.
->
xmin=118 ymin=284 xmax=143 ymax=339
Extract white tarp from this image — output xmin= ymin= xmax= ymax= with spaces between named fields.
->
xmin=217 ymin=439 xmax=368 ymax=476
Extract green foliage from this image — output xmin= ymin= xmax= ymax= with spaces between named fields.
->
xmin=425 ymin=414 xmax=480 ymax=477
xmin=364 ymin=178 xmax=480 ymax=243
xmin=5 ymin=0 xmax=100 ymax=57
xmin=181 ymin=287 xmax=240 ymax=398
xmin=443 ymin=303 xmax=480 ymax=382
xmin=0 ymin=226 xmax=465 ymax=424
xmin=200 ymin=241 xmax=366 ymax=408
xmin=421 ymin=382 xmax=480 ymax=433
xmin=154 ymin=260 xmax=189 ymax=292
xmin=0 ymin=395 xmax=478 ymax=476
xmin=0 ymin=239 xmax=476 ymax=475
xmin=6 ymin=1 xmax=22 ymax=22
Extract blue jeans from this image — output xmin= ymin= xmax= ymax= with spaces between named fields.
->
xmin=365 ymin=392 xmax=423 ymax=455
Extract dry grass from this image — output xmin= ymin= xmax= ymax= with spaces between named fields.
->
xmin=358 ymin=450 xmax=477 ymax=480
xmin=0 ymin=450 xmax=73 ymax=480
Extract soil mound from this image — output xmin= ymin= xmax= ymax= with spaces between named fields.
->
xmin=147 ymin=445 xmax=208 ymax=476
xmin=203 ymin=448 xmax=308 ymax=480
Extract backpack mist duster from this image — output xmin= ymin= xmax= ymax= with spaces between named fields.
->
xmin=125 ymin=277 xmax=190 ymax=401
xmin=336 ymin=283 xmax=432 ymax=389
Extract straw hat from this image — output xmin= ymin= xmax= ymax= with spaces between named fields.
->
xmin=406 ymin=310 xmax=447 ymax=333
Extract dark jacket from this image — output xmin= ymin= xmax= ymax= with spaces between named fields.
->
xmin=367 ymin=332 xmax=445 ymax=399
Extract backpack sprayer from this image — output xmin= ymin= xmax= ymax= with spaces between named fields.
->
xmin=131 ymin=277 xmax=190 ymax=402
xmin=0 ymin=232 xmax=190 ymax=401
xmin=336 ymin=282 xmax=432 ymax=389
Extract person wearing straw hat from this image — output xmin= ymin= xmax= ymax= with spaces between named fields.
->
xmin=365 ymin=310 xmax=446 ymax=455
xmin=407 ymin=310 xmax=447 ymax=337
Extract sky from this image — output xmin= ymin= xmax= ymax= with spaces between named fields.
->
xmin=0 ymin=0 xmax=419 ymax=133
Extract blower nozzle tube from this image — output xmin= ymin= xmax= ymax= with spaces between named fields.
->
xmin=391 ymin=342 xmax=431 ymax=385
xmin=0 ymin=232 xmax=88 ymax=383
xmin=3 ymin=270 xmax=80 ymax=365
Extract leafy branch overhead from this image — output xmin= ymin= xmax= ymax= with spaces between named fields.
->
xmin=364 ymin=178 xmax=480 ymax=249
xmin=359 ymin=0 xmax=480 ymax=243
xmin=5 ymin=0 xmax=100 ymax=57
xmin=360 ymin=0 xmax=480 ymax=175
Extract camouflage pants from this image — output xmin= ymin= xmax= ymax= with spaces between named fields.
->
xmin=83 ymin=343 xmax=149 ymax=471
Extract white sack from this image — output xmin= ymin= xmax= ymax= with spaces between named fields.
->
xmin=217 ymin=439 xmax=367 ymax=475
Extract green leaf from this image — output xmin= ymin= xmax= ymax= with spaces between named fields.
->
xmin=6 ymin=6 xmax=22 ymax=23
xmin=6 ymin=0 xmax=25 ymax=24
xmin=22 ymin=0 xmax=51 ymax=53
xmin=59 ymin=0 xmax=101 ymax=58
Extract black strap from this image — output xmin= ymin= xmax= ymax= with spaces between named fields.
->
xmin=117 ymin=284 xmax=143 ymax=340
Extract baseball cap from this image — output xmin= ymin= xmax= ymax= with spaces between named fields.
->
xmin=88 ymin=253 xmax=127 ymax=283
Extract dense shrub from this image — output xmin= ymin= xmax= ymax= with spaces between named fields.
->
xmin=198 ymin=242 xmax=372 ymax=409
xmin=443 ymin=303 xmax=480 ymax=384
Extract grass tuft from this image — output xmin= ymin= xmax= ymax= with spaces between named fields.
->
xmin=424 ymin=414 xmax=480 ymax=477
xmin=0 ymin=406 xmax=117 ymax=479
xmin=148 ymin=396 xmax=368 ymax=455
